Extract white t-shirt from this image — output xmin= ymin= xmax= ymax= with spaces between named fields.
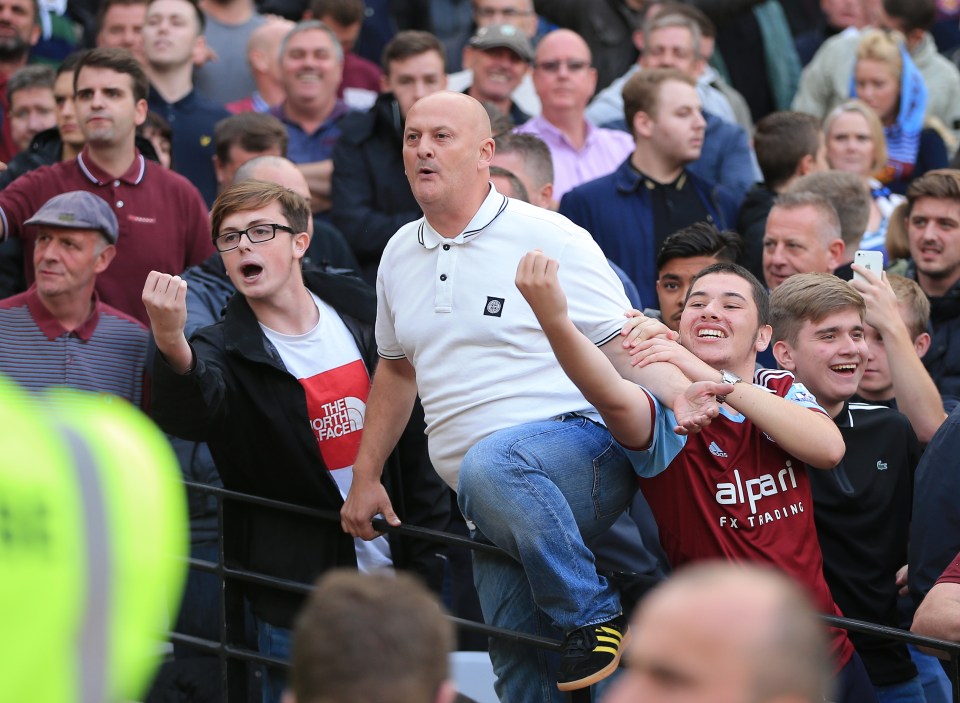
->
xmin=376 ymin=185 xmax=632 ymax=489
xmin=262 ymin=292 xmax=393 ymax=573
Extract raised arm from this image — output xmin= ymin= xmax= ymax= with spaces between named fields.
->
xmin=516 ymin=251 xmax=660 ymax=447
xmin=517 ymin=252 xmax=724 ymax=442
xmin=142 ymin=271 xmax=193 ymax=374
xmin=341 ymin=355 xmax=419 ymax=540
xmin=851 ymin=265 xmax=946 ymax=442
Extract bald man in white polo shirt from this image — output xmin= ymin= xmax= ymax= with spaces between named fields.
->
xmin=341 ymin=91 xmax=714 ymax=703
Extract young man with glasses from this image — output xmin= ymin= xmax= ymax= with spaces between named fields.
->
xmin=144 ymin=179 xmax=449 ymax=703
xmin=515 ymin=28 xmax=633 ymax=200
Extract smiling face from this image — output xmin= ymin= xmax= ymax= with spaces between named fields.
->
xmin=464 ymin=45 xmax=528 ymax=104
xmin=656 ymin=255 xmax=719 ymax=332
xmin=218 ymin=200 xmax=308 ymax=302
xmin=74 ymin=66 xmax=148 ymax=147
xmin=679 ymin=271 xmax=771 ymax=375
xmin=854 ymin=58 xmax=899 ymax=125
xmin=279 ymin=27 xmax=343 ymax=113
xmin=33 ymin=228 xmax=115 ymax=301
xmin=826 ymin=110 xmax=875 ymax=176
xmin=774 ymin=308 xmax=867 ymax=416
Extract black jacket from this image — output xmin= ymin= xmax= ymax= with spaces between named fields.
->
xmin=331 ymin=92 xmax=422 ymax=283
xmin=735 ymin=182 xmax=776 ymax=281
xmin=152 ymin=270 xmax=449 ymax=627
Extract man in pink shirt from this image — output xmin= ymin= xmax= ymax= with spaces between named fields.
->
xmin=514 ymin=29 xmax=633 ymax=200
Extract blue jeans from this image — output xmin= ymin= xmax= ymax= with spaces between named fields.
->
xmin=909 ymin=644 xmax=951 ymax=703
xmin=874 ymin=675 xmax=928 ymax=703
xmin=458 ymin=416 xmax=636 ymax=703
xmin=256 ymin=619 xmax=291 ymax=703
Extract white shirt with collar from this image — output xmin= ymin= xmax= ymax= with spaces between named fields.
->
xmin=376 ymin=184 xmax=630 ymax=489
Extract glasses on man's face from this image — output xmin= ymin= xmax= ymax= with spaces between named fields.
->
xmin=534 ymin=59 xmax=591 ymax=74
xmin=214 ymin=223 xmax=294 ymax=252
xmin=474 ymin=6 xmax=533 ymax=19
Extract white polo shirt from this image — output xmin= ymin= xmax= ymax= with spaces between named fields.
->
xmin=376 ymin=185 xmax=632 ymax=489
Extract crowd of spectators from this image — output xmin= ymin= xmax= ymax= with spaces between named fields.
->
xmin=8 ymin=0 xmax=960 ymax=701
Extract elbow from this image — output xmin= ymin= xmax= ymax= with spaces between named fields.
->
xmin=917 ymin=415 xmax=948 ymax=444
xmin=809 ymin=433 xmax=846 ymax=469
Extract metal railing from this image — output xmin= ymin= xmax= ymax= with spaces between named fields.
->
xmin=171 ymin=480 xmax=960 ymax=703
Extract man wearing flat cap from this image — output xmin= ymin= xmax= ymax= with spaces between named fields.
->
xmin=0 ymin=190 xmax=149 ymax=406
xmin=463 ymin=24 xmax=534 ymax=125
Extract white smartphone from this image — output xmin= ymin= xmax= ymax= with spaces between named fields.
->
xmin=853 ymin=250 xmax=884 ymax=282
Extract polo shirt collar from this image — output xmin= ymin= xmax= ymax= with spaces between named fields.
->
xmin=78 ymin=147 xmax=146 ymax=186
xmin=417 ymin=183 xmax=508 ymax=249
xmin=835 ymin=400 xmax=854 ymax=428
xmin=25 ymin=285 xmax=100 ymax=341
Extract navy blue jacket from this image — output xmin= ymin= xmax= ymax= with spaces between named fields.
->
xmin=148 ymin=87 xmax=230 ymax=207
xmin=559 ymin=158 xmax=741 ymax=307
xmin=602 ymin=111 xmax=757 ymax=201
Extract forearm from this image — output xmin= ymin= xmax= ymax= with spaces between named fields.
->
xmin=296 ymin=160 xmax=333 ymax=213
xmin=154 ymin=333 xmax=193 ymax=375
xmin=882 ymin=328 xmax=946 ymax=442
xmin=603 ymin=337 xmax=708 ymax=406
xmin=912 ymin=583 xmax=960 ymax=651
xmin=544 ymin=317 xmax=653 ymax=446
xmin=353 ymin=357 xmax=419 ymax=483
xmin=724 ymin=383 xmax=845 ymax=468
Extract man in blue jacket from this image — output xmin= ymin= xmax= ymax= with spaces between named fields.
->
xmin=560 ymin=67 xmax=740 ymax=308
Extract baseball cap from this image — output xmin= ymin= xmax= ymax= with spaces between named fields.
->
xmin=468 ymin=24 xmax=534 ymax=63
xmin=25 ymin=191 xmax=119 ymax=244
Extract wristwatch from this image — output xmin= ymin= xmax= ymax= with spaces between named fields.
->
xmin=717 ymin=369 xmax=742 ymax=404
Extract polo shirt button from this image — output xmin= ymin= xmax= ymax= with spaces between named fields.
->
xmin=440 ymin=274 xmax=447 ymax=281
xmin=113 ymin=180 xmax=120 ymax=186
xmin=117 ymin=201 xmax=124 ymax=208
xmin=443 ymin=244 xmax=450 ymax=251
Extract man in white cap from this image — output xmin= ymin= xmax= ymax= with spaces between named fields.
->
xmin=0 ymin=190 xmax=149 ymax=406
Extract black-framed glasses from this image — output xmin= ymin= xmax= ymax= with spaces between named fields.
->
xmin=534 ymin=59 xmax=591 ymax=74
xmin=214 ymin=223 xmax=294 ymax=252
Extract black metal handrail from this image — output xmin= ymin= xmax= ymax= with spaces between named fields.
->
xmin=176 ymin=480 xmax=960 ymax=702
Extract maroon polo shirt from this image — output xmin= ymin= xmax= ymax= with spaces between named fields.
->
xmin=0 ymin=147 xmax=214 ymax=323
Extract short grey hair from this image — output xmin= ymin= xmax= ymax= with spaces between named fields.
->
xmin=279 ymin=19 xmax=343 ymax=64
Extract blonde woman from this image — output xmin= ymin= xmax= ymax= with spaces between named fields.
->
xmin=824 ymin=99 xmax=904 ymax=258
xmin=851 ymin=29 xmax=949 ymax=195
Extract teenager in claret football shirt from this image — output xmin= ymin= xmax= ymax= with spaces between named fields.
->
xmin=518 ymin=256 xmax=876 ymax=703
